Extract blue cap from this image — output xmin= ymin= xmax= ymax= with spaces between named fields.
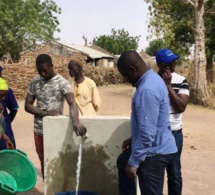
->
xmin=0 ymin=66 xmax=2 ymax=72
xmin=156 ymin=48 xmax=179 ymax=64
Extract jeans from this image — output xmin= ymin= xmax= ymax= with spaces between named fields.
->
xmin=166 ymin=129 xmax=183 ymax=195
xmin=117 ymin=148 xmax=175 ymax=195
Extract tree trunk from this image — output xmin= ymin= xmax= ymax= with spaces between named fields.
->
xmin=206 ymin=54 xmax=214 ymax=83
xmin=190 ymin=2 xmax=212 ymax=104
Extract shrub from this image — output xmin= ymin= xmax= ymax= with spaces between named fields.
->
xmin=83 ymin=66 xmax=125 ymax=86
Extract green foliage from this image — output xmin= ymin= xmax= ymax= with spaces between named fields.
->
xmin=145 ymin=0 xmax=194 ymax=57
xmin=146 ymin=0 xmax=215 ymax=101
xmin=0 ymin=0 xmax=61 ymax=60
xmin=204 ymin=2 xmax=215 ymax=60
xmin=145 ymin=0 xmax=215 ymax=59
xmin=93 ymin=29 xmax=140 ymax=55
xmin=145 ymin=38 xmax=168 ymax=56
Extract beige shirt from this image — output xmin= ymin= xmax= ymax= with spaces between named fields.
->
xmin=71 ymin=76 xmax=102 ymax=116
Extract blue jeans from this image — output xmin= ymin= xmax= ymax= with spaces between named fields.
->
xmin=166 ymin=129 xmax=183 ymax=195
xmin=117 ymin=148 xmax=175 ymax=195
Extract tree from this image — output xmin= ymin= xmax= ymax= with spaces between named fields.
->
xmin=93 ymin=29 xmax=140 ymax=55
xmin=204 ymin=2 xmax=215 ymax=83
xmin=0 ymin=0 xmax=61 ymax=60
xmin=146 ymin=0 xmax=194 ymax=53
xmin=145 ymin=38 xmax=168 ymax=56
xmin=145 ymin=0 xmax=214 ymax=104
xmin=146 ymin=0 xmax=215 ymax=83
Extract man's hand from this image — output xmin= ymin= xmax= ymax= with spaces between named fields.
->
xmin=47 ymin=109 xmax=61 ymax=116
xmin=1 ymin=133 xmax=14 ymax=149
xmin=125 ymin=163 xmax=137 ymax=178
xmin=122 ymin=138 xmax=132 ymax=152
xmin=162 ymin=66 xmax=172 ymax=85
xmin=73 ymin=122 xmax=87 ymax=136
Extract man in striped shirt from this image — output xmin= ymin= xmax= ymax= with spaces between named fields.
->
xmin=156 ymin=48 xmax=189 ymax=195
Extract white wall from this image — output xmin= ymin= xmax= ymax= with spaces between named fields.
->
xmin=44 ymin=116 xmax=140 ymax=195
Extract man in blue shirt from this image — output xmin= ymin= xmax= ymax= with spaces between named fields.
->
xmin=117 ymin=50 xmax=177 ymax=195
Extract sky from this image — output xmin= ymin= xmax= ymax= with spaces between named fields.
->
xmin=54 ymin=0 xmax=150 ymax=51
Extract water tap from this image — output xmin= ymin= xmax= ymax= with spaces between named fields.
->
xmin=81 ymin=133 xmax=89 ymax=141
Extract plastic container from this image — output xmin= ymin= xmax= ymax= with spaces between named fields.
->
xmin=0 ymin=149 xmax=37 ymax=195
xmin=55 ymin=191 xmax=97 ymax=195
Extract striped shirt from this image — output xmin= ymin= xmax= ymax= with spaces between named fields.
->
xmin=170 ymin=72 xmax=189 ymax=131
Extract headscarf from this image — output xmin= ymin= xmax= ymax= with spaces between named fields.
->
xmin=0 ymin=78 xmax=9 ymax=91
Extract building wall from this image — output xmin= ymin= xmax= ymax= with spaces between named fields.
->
xmin=108 ymin=61 xmax=114 ymax=68
xmin=43 ymin=116 xmax=140 ymax=195
xmin=1 ymin=42 xmax=116 ymax=100
xmin=96 ymin=58 xmax=114 ymax=68
xmin=20 ymin=42 xmax=88 ymax=67
xmin=2 ymin=42 xmax=88 ymax=99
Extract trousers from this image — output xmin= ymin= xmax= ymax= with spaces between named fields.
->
xmin=34 ymin=131 xmax=44 ymax=179
xmin=117 ymin=148 xmax=175 ymax=195
xmin=166 ymin=129 xmax=183 ymax=195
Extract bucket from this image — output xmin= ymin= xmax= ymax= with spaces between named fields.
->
xmin=55 ymin=191 xmax=97 ymax=195
xmin=0 ymin=149 xmax=37 ymax=195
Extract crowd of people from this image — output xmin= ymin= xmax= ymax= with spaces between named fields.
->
xmin=0 ymin=48 xmax=189 ymax=195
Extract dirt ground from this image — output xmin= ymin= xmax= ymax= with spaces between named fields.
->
xmin=12 ymin=84 xmax=215 ymax=195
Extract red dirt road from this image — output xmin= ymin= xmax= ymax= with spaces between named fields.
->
xmin=13 ymin=84 xmax=215 ymax=195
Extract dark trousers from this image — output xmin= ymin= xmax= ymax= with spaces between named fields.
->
xmin=34 ymin=131 xmax=44 ymax=179
xmin=166 ymin=129 xmax=183 ymax=195
xmin=117 ymin=148 xmax=175 ymax=195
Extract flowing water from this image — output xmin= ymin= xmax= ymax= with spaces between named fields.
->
xmin=75 ymin=141 xmax=83 ymax=195
xmin=75 ymin=134 xmax=89 ymax=195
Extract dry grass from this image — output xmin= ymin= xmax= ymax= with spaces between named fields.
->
xmin=83 ymin=65 xmax=125 ymax=86
xmin=2 ymin=61 xmax=215 ymax=109
xmin=203 ymin=98 xmax=215 ymax=109
xmin=203 ymin=82 xmax=215 ymax=108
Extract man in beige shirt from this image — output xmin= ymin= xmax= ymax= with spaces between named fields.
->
xmin=68 ymin=58 xmax=102 ymax=116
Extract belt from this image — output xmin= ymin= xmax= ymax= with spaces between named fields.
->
xmin=171 ymin=129 xmax=182 ymax=134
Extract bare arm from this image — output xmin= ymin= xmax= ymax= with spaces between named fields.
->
xmin=24 ymin=94 xmax=47 ymax=117
xmin=162 ymin=67 xmax=189 ymax=113
xmin=64 ymin=93 xmax=87 ymax=136
xmin=1 ymin=133 xmax=14 ymax=149
xmin=166 ymin=85 xmax=189 ymax=112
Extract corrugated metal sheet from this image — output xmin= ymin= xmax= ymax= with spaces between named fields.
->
xmin=20 ymin=41 xmax=114 ymax=60
xmin=63 ymin=43 xmax=114 ymax=59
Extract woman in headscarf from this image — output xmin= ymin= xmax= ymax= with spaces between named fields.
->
xmin=0 ymin=78 xmax=14 ymax=149
xmin=0 ymin=66 xmax=19 ymax=150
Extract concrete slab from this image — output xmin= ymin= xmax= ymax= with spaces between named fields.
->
xmin=44 ymin=116 xmax=131 ymax=195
